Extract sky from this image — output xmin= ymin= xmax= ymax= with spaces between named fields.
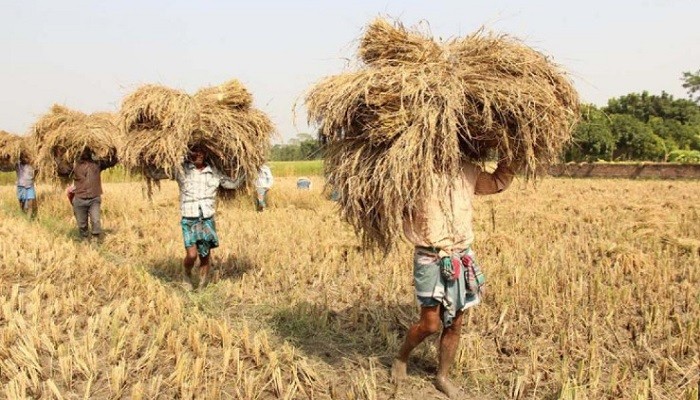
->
xmin=1 ymin=0 xmax=699 ymax=143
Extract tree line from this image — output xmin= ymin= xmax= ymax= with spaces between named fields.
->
xmin=565 ymin=71 xmax=700 ymax=163
xmin=270 ymin=133 xmax=323 ymax=161
xmin=272 ymin=71 xmax=700 ymax=163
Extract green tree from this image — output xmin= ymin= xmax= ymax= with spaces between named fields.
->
xmin=610 ymin=114 xmax=666 ymax=161
xmin=565 ymin=104 xmax=615 ymax=161
xmin=270 ymin=143 xmax=301 ymax=161
xmin=668 ymin=149 xmax=700 ymax=163
xmin=605 ymin=91 xmax=700 ymax=125
xmin=296 ymin=133 xmax=323 ymax=159
xmin=648 ymin=116 xmax=700 ymax=151
xmin=682 ymin=70 xmax=700 ymax=103
xmin=269 ymin=133 xmax=323 ymax=161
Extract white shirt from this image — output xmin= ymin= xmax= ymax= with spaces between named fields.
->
xmin=16 ymin=163 xmax=35 ymax=188
xmin=255 ymin=165 xmax=273 ymax=189
xmin=175 ymin=163 xmax=239 ymax=218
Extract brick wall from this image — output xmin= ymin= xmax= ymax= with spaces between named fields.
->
xmin=548 ymin=163 xmax=700 ymax=179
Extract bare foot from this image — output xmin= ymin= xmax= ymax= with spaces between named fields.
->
xmin=435 ymin=375 xmax=462 ymax=399
xmin=181 ymin=273 xmax=194 ymax=291
xmin=390 ymin=359 xmax=407 ymax=384
xmin=198 ymin=273 xmax=208 ymax=290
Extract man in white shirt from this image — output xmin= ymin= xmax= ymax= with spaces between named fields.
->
xmin=173 ymin=145 xmax=242 ymax=290
xmin=254 ymin=163 xmax=273 ymax=212
xmin=16 ymin=153 xmax=37 ymax=218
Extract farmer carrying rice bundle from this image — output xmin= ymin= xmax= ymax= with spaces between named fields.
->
xmin=119 ymin=79 xmax=275 ymax=289
xmin=0 ymin=131 xmax=38 ymax=218
xmin=305 ymin=18 xmax=579 ymax=398
xmin=119 ymin=79 xmax=273 ymax=191
xmin=33 ymin=105 xmax=119 ymax=182
xmin=148 ymin=144 xmax=243 ymax=290
xmin=32 ymin=105 xmax=120 ymax=241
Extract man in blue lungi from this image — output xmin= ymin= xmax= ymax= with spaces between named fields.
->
xmin=16 ymin=153 xmax=37 ymax=219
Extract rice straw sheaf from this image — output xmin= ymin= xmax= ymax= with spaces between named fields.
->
xmin=119 ymin=79 xmax=273 ymax=188
xmin=119 ymin=85 xmax=196 ymax=177
xmin=359 ymin=19 xmax=443 ymax=66
xmin=193 ymin=98 xmax=273 ymax=185
xmin=0 ymin=130 xmax=32 ymax=171
xmin=305 ymin=17 xmax=579 ymax=251
xmin=91 ymin=111 xmax=125 ymax=154
xmin=193 ymin=79 xmax=253 ymax=110
xmin=33 ymin=105 xmax=119 ymax=181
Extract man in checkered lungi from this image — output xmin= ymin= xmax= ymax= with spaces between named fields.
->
xmin=173 ymin=145 xmax=242 ymax=290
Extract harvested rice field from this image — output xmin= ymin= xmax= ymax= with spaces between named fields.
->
xmin=0 ymin=177 xmax=698 ymax=399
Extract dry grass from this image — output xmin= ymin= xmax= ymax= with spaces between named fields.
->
xmin=32 ymin=105 xmax=120 ymax=181
xmin=0 ymin=177 xmax=698 ymax=399
xmin=305 ymin=18 xmax=580 ymax=251
xmin=119 ymin=80 xmax=274 ymax=188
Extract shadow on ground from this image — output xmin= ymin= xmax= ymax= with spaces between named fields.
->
xmin=146 ymin=252 xmax=257 ymax=286
xmin=271 ymin=300 xmax=441 ymax=376
xmin=216 ymin=253 xmax=257 ymax=281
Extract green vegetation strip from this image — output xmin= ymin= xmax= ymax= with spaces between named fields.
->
xmin=0 ymin=160 xmax=325 ymax=185
xmin=269 ymin=160 xmax=323 ymax=177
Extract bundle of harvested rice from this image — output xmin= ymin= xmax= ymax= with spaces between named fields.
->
xmin=305 ymin=18 xmax=579 ymax=251
xmin=88 ymin=111 xmax=124 ymax=153
xmin=359 ymin=19 xmax=443 ymax=66
xmin=33 ymin=105 xmax=120 ymax=180
xmin=193 ymin=79 xmax=252 ymax=110
xmin=119 ymin=85 xmax=195 ymax=178
xmin=0 ymin=130 xmax=32 ymax=171
xmin=91 ymin=111 xmax=121 ymax=127
xmin=119 ymin=79 xmax=273 ymax=187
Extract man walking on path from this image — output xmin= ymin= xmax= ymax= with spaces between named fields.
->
xmin=254 ymin=163 xmax=273 ymax=212
xmin=16 ymin=153 xmax=37 ymax=219
xmin=167 ymin=145 xmax=242 ymax=290
xmin=70 ymin=148 xmax=118 ymax=242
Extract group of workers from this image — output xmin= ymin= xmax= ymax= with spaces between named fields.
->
xmin=5 ymin=144 xmax=515 ymax=399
